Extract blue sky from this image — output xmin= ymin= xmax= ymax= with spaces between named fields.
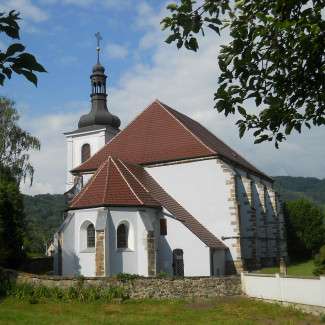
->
xmin=0 ymin=0 xmax=324 ymax=195
xmin=0 ymin=0 xmax=159 ymax=118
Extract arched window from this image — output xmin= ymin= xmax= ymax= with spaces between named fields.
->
xmin=117 ymin=223 xmax=128 ymax=249
xmin=81 ymin=143 xmax=91 ymax=163
xmin=87 ymin=224 xmax=95 ymax=248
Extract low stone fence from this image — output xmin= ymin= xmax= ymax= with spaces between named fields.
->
xmin=0 ymin=268 xmax=241 ymax=299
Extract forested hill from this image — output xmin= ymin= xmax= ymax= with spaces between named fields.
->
xmin=273 ymin=176 xmax=325 ymax=207
xmin=23 ymin=194 xmax=66 ymax=255
xmin=22 ymin=176 xmax=325 ymax=254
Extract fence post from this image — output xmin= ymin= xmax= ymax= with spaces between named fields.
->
xmin=275 ymin=273 xmax=283 ymax=302
xmin=321 ymin=276 xmax=325 ymax=307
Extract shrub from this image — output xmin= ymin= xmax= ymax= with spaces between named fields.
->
xmin=284 ymin=199 xmax=325 ymax=260
xmin=3 ymin=282 xmax=127 ymax=303
xmin=116 ymin=273 xmax=140 ymax=282
xmin=157 ymin=271 xmax=169 ymax=278
xmin=313 ymin=245 xmax=325 ymax=276
xmin=320 ymin=313 xmax=325 ymax=324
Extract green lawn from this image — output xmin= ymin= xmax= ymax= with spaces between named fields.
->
xmin=0 ymin=296 xmax=323 ymax=325
xmin=257 ymin=259 xmax=315 ymax=276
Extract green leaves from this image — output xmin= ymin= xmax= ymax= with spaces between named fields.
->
xmin=0 ymin=11 xmax=46 ymax=87
xmin=6 ymin=43 xmax=25 ymax=57
xmin=0 ymin=97 xmax=40 ymax=184
xmin=162 ymin=0 xmax=325 ymax=147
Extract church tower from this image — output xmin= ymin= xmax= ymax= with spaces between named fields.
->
xmin=64 ymin=33 xmax=120 ymax=190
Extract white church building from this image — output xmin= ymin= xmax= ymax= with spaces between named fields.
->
xmin=53 ymin=45 xmax=287 ymax=278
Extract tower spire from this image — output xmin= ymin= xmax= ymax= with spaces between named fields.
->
xmin=95 ymin=32 xmax=102 ymax=64
xmin=77 ymin=33 xmax=121 ymax=130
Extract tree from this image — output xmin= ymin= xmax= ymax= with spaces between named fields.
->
xmin=162 ymin=1 xmax=325 ymax=147
xmin=313 ymin=245 xmax=325 ymax=275
xmin=283 ymin=198 xmax=325 ymax=260
xmin=0 ymin=10 xmax=46 ymax=86
xmin=0 ymin=165 xmax=26 ymax=268
xmin=0 ymin=97 xmax=40 ymax=183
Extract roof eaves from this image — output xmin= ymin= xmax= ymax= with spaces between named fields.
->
xmin=68 ymin=203 xmax=162 ymax=211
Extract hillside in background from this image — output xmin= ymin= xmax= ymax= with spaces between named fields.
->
xmin=22 ymin=176 xmax=325 ymax=255
xmin=273 ymin=176 xmax=325 ymax=207
xmin=23 ymin=194 xmax=66 ymax=255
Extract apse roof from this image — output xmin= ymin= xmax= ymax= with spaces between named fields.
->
xmin=70 ymin=156 xmax=226 ymax=249
xmin=69 ymin=156 xmax=160 ymax=209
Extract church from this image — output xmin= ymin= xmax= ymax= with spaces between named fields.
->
xmin=53 ymin=42 xmax=287 ymax=278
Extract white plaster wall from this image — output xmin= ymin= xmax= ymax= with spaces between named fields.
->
xmin=72 ymin=209 xmax=98 ymax=277
xmin=65 ymin=129 xmax=106 ymax=190
xmin=158 ymin=209 xmax=211 ymax=276
xmin=146 ymin=159 xmax=237 ymax=260
xmin=107 ymin=207 xmax=159 ymax=276
xmin=61 ymin=216 xmax=77 ymax=275
xmin=242 ymin=274 xmax=325 ymax=307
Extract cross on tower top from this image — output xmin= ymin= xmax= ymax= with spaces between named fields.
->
xmin=95 ymin=32 xmax=102 ymax=63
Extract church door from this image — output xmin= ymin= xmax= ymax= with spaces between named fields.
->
xmin=172 ymin=249 xmax=184 ymax=276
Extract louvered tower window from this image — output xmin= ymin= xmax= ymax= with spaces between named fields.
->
xmin=81 ymin=143 xmax=91 ymax=163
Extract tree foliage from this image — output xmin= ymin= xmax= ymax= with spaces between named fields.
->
xmin=313 ymin=245 xmax=325 ymax=275
xmin=283 ymin=198 xmax=325 ymax=260
xmin=0 ymin=11 xmax=46 ymax=86
xmin=23 ymin=194 xmax=66 ymax=255
xmin=0 ymin=166 xmax=26 ymax=268
xmin=0 ymin=97 xmax=40 ymax=183
xmin=162 ymin=0 xmax=325 ymax=147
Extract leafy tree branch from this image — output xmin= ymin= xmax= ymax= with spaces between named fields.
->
xmin=162 ymin=0 xmax=325 ymax=147
xmin=0 ymin=10 xmax=46 ymax=86
xmin=0 ymin=97 xmax=40 ymax=184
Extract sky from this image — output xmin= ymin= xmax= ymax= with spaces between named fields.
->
xmin=0 ymin=0 xmax=324 ymax=195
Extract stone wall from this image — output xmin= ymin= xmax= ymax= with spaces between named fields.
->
xmin=0 ymin=268 xmax=241 ymax=299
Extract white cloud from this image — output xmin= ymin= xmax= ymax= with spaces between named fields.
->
xmin=20 ymin=101 xmax=88 ymax=195
xmin=21 ymin=1 xmax=325 ymax=195
xmin=105 ymin=43 xmax=128 ymax=59
xmin=0 ymin=0 xmax=48 ymax=22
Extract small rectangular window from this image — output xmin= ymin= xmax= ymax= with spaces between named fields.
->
xmin=160 ymin=219 xmax=167 ymax=236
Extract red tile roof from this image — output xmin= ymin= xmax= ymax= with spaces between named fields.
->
xmin=117 ymin=158 xmax=225 ymax=249
xmin=69 ymin=156 xmax=161 ymax=209
xmin=70 ymin=156 xmax=226 ymax=249
xmin=72 ymin=100 xmax=271 ymax=181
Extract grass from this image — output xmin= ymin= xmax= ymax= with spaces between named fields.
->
xmin=0 ymin=296 xmax=323 ymax=325
xmin=257 ymin=259 xmax=315 ymax=277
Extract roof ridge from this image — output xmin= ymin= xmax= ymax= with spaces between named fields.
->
xmin=70 ymin=159 xmax=109 ymax=208
xmin=156 ymin=100 xmax=215 ymax=155
xmin=110 ymin=157 xmax=144 ymax=205
xmin=102 ymin=157 xmax=112 ymax=204
xmin=118 ymin=159 xmax=150 ymax=193
xmin=72 ymin=101 xmax=160 ymax=174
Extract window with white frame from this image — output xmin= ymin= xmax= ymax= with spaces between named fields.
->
xmin=117 ymin=223 xmax=128 ymax=249
xmin=87 ymin=223 xmax=95 ymax=248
